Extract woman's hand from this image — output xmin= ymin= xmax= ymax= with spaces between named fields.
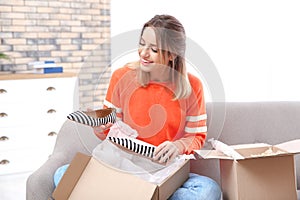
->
xmin=93 ymin=122 xmax=113 ymax=140
xmin=153 ymin=141 xmax=180 ymax=164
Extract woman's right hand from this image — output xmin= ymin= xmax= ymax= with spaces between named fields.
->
xmin=93 ymin=122 xmax=113 ymax=140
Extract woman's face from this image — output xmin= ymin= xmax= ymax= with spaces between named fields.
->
xmin=138 ymin=27 xmax=167 ymax=72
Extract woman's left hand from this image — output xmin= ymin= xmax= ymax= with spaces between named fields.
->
xmin=153 ymin=141 xmax=180 ymax=164
xmin=93 ymin=122 xmax=113 ymax=140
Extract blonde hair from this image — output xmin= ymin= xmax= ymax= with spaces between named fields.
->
xmin=133 ymin=14 xmax=191 ymax=100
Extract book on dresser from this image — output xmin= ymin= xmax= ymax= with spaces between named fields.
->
xmin=27 ymin=61 xmax=63 ymax=74
xmin=33 ymin=66 xmax=63 ymax=74
xmin=28 ymin=60 xmax=57 ymax=69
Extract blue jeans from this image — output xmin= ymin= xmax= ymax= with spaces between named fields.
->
xmin=169 ymin=173 xmax=221 ymax=200
xmin=53 ymin=164 xmax=69 ymax=187
xmin=54 ymin=165 xmax=221 ymax=200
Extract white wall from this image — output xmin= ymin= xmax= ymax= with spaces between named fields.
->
xmin=111 ymin=0 xmax=300 ymax=102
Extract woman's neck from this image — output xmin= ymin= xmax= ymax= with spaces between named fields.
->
xmin=150 ymin=67 xmax=170 ymax=82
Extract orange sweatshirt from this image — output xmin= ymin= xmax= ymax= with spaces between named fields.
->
xmin=104 ymin=66 xmax=207 ymax=154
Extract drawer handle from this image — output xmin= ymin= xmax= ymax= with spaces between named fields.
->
xmin=0 ymin=159 xmax=10 ymax=165
xmin=46 ymin=86 xmax=56 ymax=91
xmin=48 ymin=132 xmax=57 ymax=137
xmin=0 ymin=136 xmax=9 ymax=141
xmin=47 ymin=109 xmax=56 ymax=114
xmin=0 ymin=113 xmax=8 ymax=118
xmin=0 ymin=89 xmax=7 ymax=94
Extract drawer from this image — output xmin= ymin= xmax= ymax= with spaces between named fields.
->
xmin=0 ymin=103 xmax=73 ymax=127
xmin=0 ymin=77 xmax=77 ymax=104
xmin=0 ymin=76 xmax=78 ymax=176
xmin=0 ymin=126 xmax=58 ymax=151
xmin=0 ymin=148 xmax=53 ymax=175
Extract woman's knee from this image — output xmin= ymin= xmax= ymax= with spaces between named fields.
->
xmin=53 ymin=164 xmax=69 ymax=187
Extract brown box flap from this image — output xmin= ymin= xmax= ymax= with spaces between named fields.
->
xmin=157 ymin=160 xmax=190 ymax=200
xmin=68 ymin=157 xmax=158 ymax=200
xmin=275 ymin=139 xmax=300 ymax=153
xmin=52 ymin=153 xmax=91 ymax=199
xmin=195 ymin=139 xmax=300 ymax=160
xmin=52 ymin=152 xmax=189 ymax=200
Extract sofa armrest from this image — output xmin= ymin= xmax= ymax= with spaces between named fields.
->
xmin=26 ymin=120 xmax=101 ymax=200
xmin=26 ymin=152 xmax=70 ymax=200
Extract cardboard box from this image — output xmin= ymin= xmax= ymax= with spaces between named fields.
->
xmin=195 ymin=139 xmax=300 ymax=200
xmin=51 ymin=152 xmax=190 ymax=200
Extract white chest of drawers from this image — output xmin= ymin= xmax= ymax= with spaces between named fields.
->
xmin=0 ymin=73 xmax=79 ymax=175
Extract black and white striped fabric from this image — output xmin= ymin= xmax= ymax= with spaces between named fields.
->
xmin=108 ymin=136 xmax=156 ymax=159
xmin=67 ymin=110 xmax=116 ymax=127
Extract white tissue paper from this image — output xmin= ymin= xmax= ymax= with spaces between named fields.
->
xmin=208 ymin=138 xmax=244 ymax=160
xmin=92 ymin=121 xmax=188 ymax=184
xmin=108 ymin=121 xmax=139 ymax=138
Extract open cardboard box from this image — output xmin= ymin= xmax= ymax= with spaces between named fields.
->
xmin=195 ymin=139 xmax=300 ymax=200
xmin=51 ymin=152 xmax=190 ymax=200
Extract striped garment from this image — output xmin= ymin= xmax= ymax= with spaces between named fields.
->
xmin=108 ymin=136 xmax=156 ymax=159
xmin=67 ymin=109 xmax=116 ymax=127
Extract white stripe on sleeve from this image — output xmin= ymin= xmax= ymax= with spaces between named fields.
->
xmin=186 ymin=114 xmax=207 ymax=122
xmin=185 ymin=126 xmax=207 ymax=133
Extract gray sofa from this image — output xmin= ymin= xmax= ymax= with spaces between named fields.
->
xmin=26 ymin=102 xmax=300 ymax=200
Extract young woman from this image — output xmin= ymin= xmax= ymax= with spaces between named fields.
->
xmin=96 ymin=14 xmax=222 ymax=200
xmin=55 ymin=14 xmax=221 ymax=200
